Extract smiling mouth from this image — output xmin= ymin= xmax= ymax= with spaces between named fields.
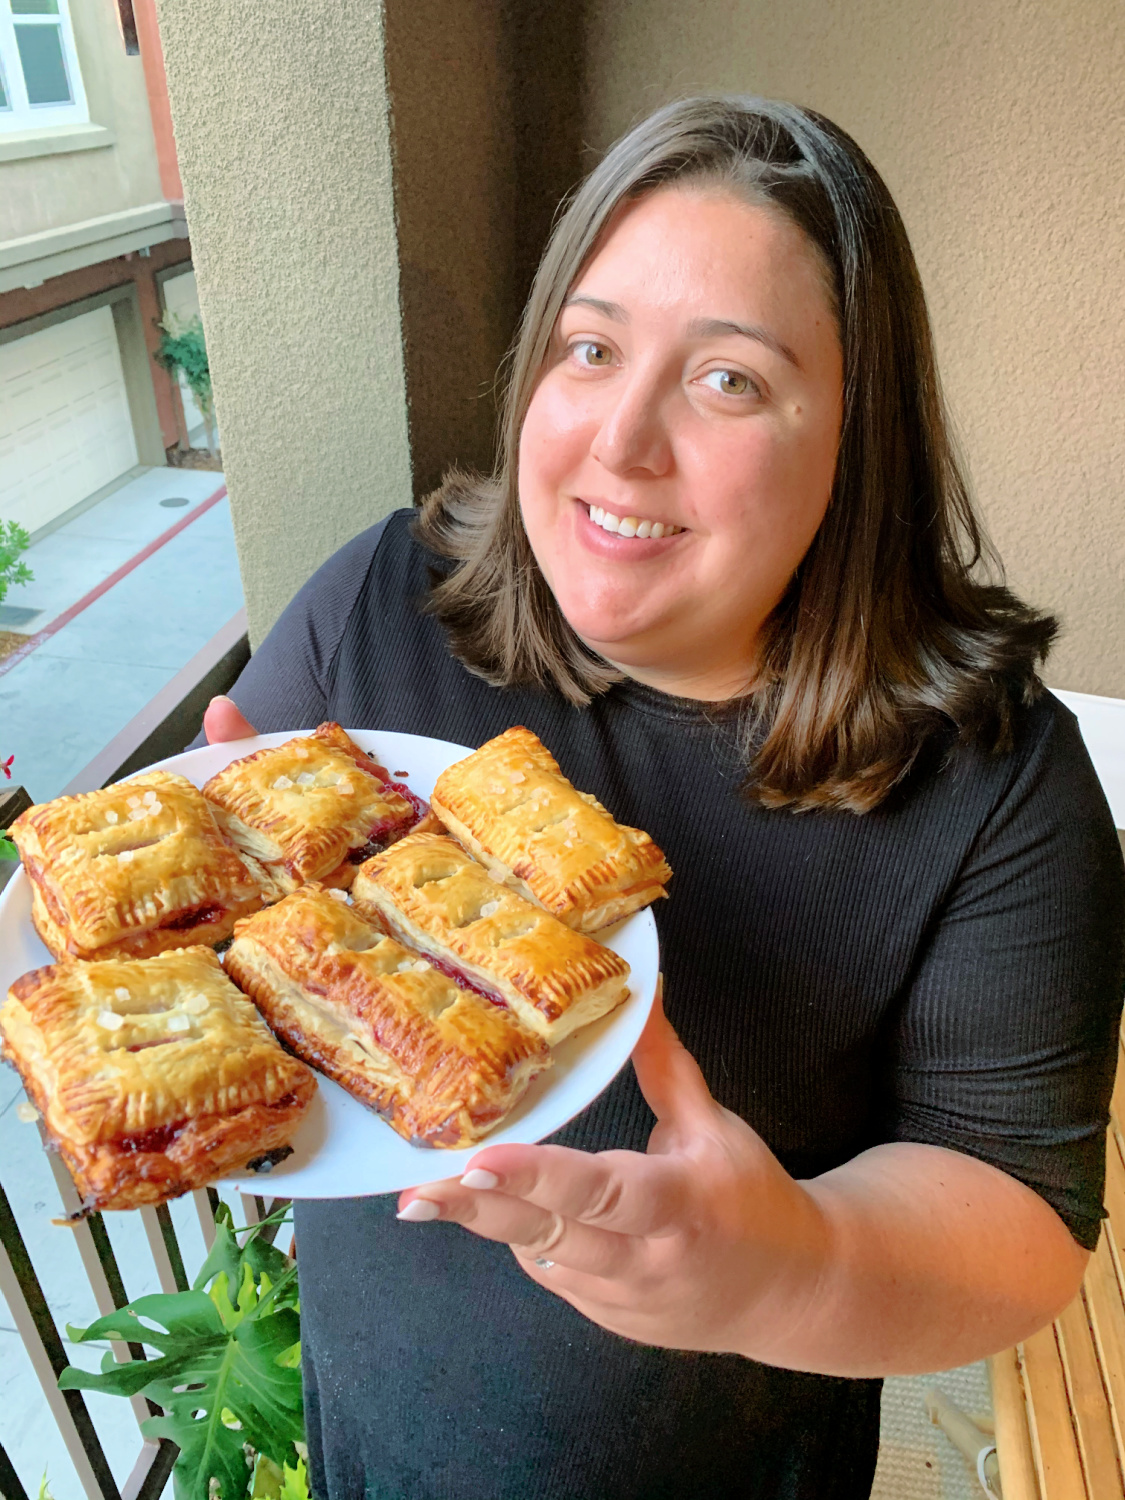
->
xmin=583 ymin=502 xmax=684 ymax=538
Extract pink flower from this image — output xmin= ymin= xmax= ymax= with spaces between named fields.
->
xmin=1 ymin=755 xmax=13 ymax=780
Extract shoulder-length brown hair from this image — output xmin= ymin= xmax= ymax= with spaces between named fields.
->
xmin=415 ymin=95 xmax=1055 ymax=812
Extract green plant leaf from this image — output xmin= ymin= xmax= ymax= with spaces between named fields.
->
xmin=61 ymin=1212 xmax=303 ymax=1500
xmin=278 ymin=1458 xmax=309 ymax=1500
xmin=0 ymin=518 xmax=33 ymax=607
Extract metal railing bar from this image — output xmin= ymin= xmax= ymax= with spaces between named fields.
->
xmin=39 ymin=1149 xmax=155 ymax=1427
xmin=191 ymin=1190 xmax=216 ymax=1253
xmin=138 ymin=1209 xmax=185 ymax=1297
xmin=0 ymin=1184 xmax=121 ymax=1500
xmin=238 ymin=1195 xmax=262 ymax=1228
xmin=254 ymin=1199 xmax=290 ymax=1247
xmin=0 ymin=1436 xmax=32 ymax=1500
xmin=153 ymin=1207 xmax=189 ymax=1293
xmin=119 ymin=1441 xmax=177 ymax=1500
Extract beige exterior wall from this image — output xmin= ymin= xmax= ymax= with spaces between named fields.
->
xmin=2 ymin=0 xmax=164 ymax=241
xmin=155 ymin=0 xmax=413 ymax=648
xmin=584 ymin=0 xmax=1125 ymax=698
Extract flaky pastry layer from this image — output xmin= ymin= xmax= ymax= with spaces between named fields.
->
xmin=11 ymin=771 xmax=266 ymax=961
xmin=0 ymin=946 xmax=315 ymax=1211
xmin=225 ymin=887 xmax=549 ymax=1147
xmin=203 ymin=723 xmax=419 ymax=892
xmin=430 ymin=727 xmax=672 ymax=932
xmin=352 ymin=833 xmax=630 ymax=1044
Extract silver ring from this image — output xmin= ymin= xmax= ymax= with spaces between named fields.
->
xmin=534 ymin=1256 xmax=555 ymax=1269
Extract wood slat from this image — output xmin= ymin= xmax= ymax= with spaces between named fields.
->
xmin=1020 ymin=1323 xmax=1090 ymax=1498
xmin=1082 ymin=1236 xmax=1125 ymax=1478
xmin=1109 ymin=1039 xmax=1125 ymax=1130
xmin=989 ymin=1345 xmax=1043 ymax=1500
xmin=1056 ymin=1292 xmax=1125 ymax=1499
xmin=1100 ymin=1132 xmax=1125 ymax=1293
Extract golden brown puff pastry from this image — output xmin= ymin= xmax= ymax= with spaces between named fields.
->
xmin=430 ymin=727 xmax=672 ymax=932
xmin=352 ymin=833 xmax=631 ymax=1045
xmin=0 ymin=946 xmax=315 ymax=1212
xmin=10 ymin=772 xmax=267 ymax=963
xmin=203 ymin=722 xmax=423 ymax=897
xmin=224 ymin=886 xmax=550 ymax=1148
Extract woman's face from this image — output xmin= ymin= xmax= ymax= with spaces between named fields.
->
xmin=517 ymin=185 xmax=845 ymax=700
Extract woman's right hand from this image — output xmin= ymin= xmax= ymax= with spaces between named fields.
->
xmin=203 ymin=695 xmax=259 ymax=743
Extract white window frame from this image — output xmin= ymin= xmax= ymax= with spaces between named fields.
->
xmin=0 ymin=0 xmax=89 ymax=133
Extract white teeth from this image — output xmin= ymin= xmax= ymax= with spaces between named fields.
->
xmin=586 ymin=504 xmax=681 ymax=538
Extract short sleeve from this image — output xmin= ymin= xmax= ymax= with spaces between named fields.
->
xmin=883 ymin=699 xmax=1125 ymax=1249
xmin=187 ymin=517 xmax=391 ymax=745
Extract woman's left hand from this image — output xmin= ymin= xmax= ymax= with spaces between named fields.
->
xmin=395 ymin=985 xmax=830 ymax=1356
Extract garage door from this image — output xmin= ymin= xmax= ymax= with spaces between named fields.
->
xmin=0 ymin=304 xmax=138 ymax=535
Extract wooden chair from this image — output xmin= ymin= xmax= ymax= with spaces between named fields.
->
xmin=990 ymin=687 xmax=1125 ymax=1498
xmin=989 ymin=1016 xmax=1125 ymax=1499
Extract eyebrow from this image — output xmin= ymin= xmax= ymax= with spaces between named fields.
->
xmin=563 ymin=297 xmax=800 ymax=369
xmin=564 ymin=295 xmax=628 ymax=321
xmin=686 ymin=317 xmax=800 ymax=368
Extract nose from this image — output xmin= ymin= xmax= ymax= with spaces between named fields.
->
xmin=589 ymin=365 xmax=673 ymax=478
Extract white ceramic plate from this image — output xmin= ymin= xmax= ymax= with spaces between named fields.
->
xmin=0 ymin=730 xmax=659 ymax=1196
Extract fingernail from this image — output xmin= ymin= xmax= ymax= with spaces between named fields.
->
xmin=396 ymin=1198 xmax=441 ymax=1222
xmin=209 ymin=694 xmax=234 ymax=705
xmin=460 ymin=1168 xmax=499 ymax=1190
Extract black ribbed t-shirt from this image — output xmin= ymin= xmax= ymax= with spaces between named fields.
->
xmin=213 ymin=510 xmax=1125 ymax=1500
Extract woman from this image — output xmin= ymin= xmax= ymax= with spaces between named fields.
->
xmin=203 ymin=97 xmax=1124 ymax=1498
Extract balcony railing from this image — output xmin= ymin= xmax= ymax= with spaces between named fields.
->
xmin=1 ymin=612 xmax=251 ymax=1500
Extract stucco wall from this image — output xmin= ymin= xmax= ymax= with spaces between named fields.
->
xmin=584 ymin=0 xmax=1125 ymax=698
xmin=155 ymin=0 xmax=413 ymax=647
xmin=2 ymin=0 xmax=164 ymax=240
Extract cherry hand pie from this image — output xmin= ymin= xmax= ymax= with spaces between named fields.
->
xmin=0 ymin=946 xmax=316 ymax=1212
xmin=352 ymin=832 xmax=630 ymax=1045
xmin=224 ymin=886 xmax=550 ymax=1148
xmin=203 ymin=722 xmax=429 ymax=897
xmin=10 ymin=771 xmax=267 ymax=962
xmin=430 ymin=727 xmax=672 ymax=932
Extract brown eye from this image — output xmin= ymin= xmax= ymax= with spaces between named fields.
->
xmin=573 ymin=341 xmax=613 ymax=367
xmin=702 ymin=369 xmax=753 ymax=395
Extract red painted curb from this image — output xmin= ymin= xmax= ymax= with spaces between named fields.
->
xmin=0 ymin=483 xmax=228 ymax=680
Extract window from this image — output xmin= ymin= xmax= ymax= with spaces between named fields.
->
xmin=0 ymin=0 xmax=89 ymax=133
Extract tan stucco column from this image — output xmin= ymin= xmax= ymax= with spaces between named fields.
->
xmin=155 ymin=0 xmax=413 ymax=647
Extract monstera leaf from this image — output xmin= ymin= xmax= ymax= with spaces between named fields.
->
xmin=60 ymin=1207 xmax=303 ymax=1500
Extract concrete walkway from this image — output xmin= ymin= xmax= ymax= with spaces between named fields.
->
xmin=0 ymin=465 xmax=244 ymax=803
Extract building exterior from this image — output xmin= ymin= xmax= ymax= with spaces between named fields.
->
xmin=0 ymin=0 xmax=200 ymax=538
